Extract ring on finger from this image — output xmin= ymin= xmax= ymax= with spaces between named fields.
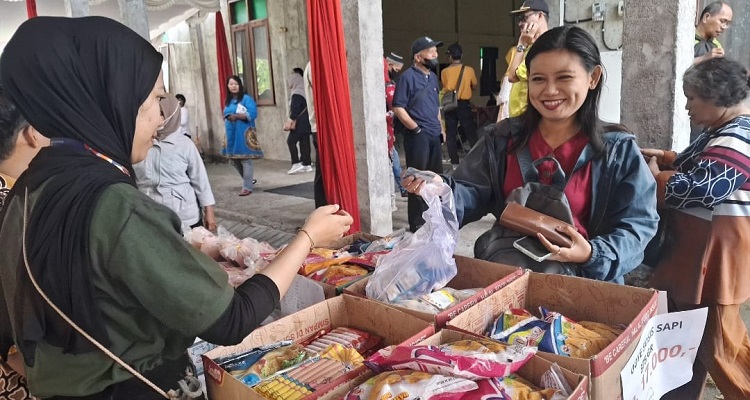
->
xmin=556 ymin=246 xmax=562 ymax=255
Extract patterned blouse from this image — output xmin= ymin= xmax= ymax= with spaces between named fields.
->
xmin=666 ymin=115 xmax=750 ymax=215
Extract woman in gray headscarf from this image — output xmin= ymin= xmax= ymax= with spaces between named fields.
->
xmin=134 ymin=94 xmax=217 ymax=232
xmin=284 ymin=68 xmax=313 ymax=175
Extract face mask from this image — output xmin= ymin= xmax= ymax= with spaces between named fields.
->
xmin=388 ymin=69 xmax=399 ymax=81
xmin=422 ymin=58 xmax=439 ymax=70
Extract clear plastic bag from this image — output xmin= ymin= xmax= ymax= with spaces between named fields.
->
xmin=365 ymin=181 xmax=459 ymax=303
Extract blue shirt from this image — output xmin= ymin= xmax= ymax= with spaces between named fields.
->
xmin=392 ymin=65 xmax=441 ymax=136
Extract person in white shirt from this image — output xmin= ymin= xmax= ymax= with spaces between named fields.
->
xmin=175 ymin=93 xmax=190 ymax=138
xmin=134 ymin=94 xmax=217 ymax=232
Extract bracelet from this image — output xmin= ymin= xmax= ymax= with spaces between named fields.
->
xmin=297 ymin=228 xmax=315 ymax=251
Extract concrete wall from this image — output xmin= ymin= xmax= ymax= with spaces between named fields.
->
xmin=260 ymin=0 xmax=310 ymax=161
xmin=154 ymin=13 xmax=224 ymax=156
xmin=159 ymin=0 xmax=309 ymax=160
xmin=562 ymin=0 xmax=624 ymax=51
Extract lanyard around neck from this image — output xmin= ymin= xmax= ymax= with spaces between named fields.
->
xmin=50 ymin=138 xmax=131 ymax=177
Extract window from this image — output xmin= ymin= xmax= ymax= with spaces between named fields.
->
xmin=229 ymin=0 xmax=275 ymax=105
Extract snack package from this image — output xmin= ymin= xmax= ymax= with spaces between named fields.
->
xmin=300 ymin=256 xmax=354 ymax=276
xmin=494 ymin=374 xmax=562 ymax=400
xmin=540 ymin=363 xmax=574 ymax=397
xmin=493 ymin=309 xmax=536 ymax=332
xmin=305 ymin=327 xmax=382 ymax=357
xmin=220 ymin=237 xmax=273 ymax=269
xmin=538 ymin=308 xmax=611 ymax=358
xmin=254 ymin=376 xmax=313 ymax=400
xmin=365 ymin=339 xmax=537 ymax=380
xmin=310 ymin=264 xmax=369 ymax=287
xmin=394 ymin=288 xmax=481 ymax=315
xmin=490 ymin=316 xmax=549 ymax=347
xmin=219 ymin=261 xmax=256 ymax=287
xmin=577 ymin=320 xmax=624 ymax=343
xmin=217 ymin=342 xmax=307 ymax=386
xmin=345 ymin=371 xmax=478 ymax=400
xmin=431 ymin=376 xmax=563 ymax=400
xmin=185 ymin=226 xmax=214 ymax=249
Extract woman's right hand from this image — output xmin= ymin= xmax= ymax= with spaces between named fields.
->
xmin=301 ymin=204 xmax=353 ymax=248
xmin=640 ymin=148 xmax=665 ymax=163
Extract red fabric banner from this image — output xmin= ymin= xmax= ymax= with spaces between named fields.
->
xmin=215 ymin=11 xmax=233 ymax=108
xmin=26 ymin=0 xmax=37 ymax=18
xmin=306 ymin=0 xmax=361 ymax=232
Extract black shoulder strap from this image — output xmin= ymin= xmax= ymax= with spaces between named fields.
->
xmin=455 ymin=65 xmax=466 ymax=94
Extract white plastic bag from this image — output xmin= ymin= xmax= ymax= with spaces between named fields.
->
xmin=365 ymin=180 xmax=459 ymax=303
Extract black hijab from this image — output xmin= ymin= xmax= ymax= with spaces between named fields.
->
xmin=0 ymin=16 xmax=162 ymax=361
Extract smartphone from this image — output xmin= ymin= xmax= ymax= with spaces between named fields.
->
xmin=513 ymin=237 xmax=553 ymax=262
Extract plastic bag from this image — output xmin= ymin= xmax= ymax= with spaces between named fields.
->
xmin=201 ymin=226 xmax=237 ymax=261
xmin=365 ymin=181 xmax=459 ymax=302
xmin=365 ymin=339 xmax=536 ymax=380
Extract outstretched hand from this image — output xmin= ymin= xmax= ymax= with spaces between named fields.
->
xmin=401 ymin=169 xmax=442 ymax=196
xmin=301 ymin=204 xmax=353 ymax=248
xmin=536 ymin=225 xmax=592 ymax=264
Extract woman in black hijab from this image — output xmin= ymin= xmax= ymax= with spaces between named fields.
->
xmin=0 ymin=17 xmax=352 ymax=399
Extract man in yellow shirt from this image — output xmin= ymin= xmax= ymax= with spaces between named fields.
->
xmin=508 ymin=0 xmax=549 ymax=118
xmin=441 ymin=43 xmax=477 ymax=169
xmin=694 ymin=1 xmax=732 ymax=64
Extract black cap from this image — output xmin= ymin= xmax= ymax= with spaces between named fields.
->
xmin=509 ymin=0 xmax=549 ymax=15
xmin=411 ymin=36 xmax=444 ymax=55
xmin=446 ymin=43 xmax=462 ymax=58
xmin=386 ymin=52 xmax=404 ymax=65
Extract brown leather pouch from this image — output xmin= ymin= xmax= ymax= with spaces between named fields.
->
xmin=498 ymin=202 xmax=574 ymax=247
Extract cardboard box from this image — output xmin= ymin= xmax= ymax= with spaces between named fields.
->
xmin=446 ymin=271 xmax=659 ymax=400
xmin=305 ymin=232 xmax=382 ymax=298
xmin=345 ymin=255 xmax=523 ymax=328
xmin=419 ymin=329 xmax=589 ymax=399
xmin=203 ymin=294 xmax=434 ymax=400
xmin=317 ymin=329 xmax=588 ymax=400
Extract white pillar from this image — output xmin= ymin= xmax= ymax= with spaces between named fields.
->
xmin=620 ymin=0 xmax=695 ymax=151
xmin=64 ymin=0 xmax=89 ymax=17
xmin=341 ymin=0 xmax=393 ymax=236
xmin=117 ymin=0 xmax=150 ymax=40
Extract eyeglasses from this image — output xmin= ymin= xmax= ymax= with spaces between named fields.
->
xmin=517 ymin=12 xmax=537 ymax=22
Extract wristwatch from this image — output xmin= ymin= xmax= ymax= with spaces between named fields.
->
xmin=516 ymin=44 xmax=526 ymax=53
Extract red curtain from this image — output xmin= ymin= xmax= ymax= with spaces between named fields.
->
xmin=306 ymin=0 xmax=361 ymax=232
xmin=26 ymin=0 xmax=37 ymax=18
xmin=215 ymin=11 xmax=233 ymax=108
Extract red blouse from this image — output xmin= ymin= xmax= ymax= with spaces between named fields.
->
xmin=504 ymin=131 xmax=593 ymax=238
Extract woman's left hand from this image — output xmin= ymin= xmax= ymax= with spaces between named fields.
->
xmin=204 ymin=206 xmax=217 ymax=232
xmin=536 ymin=225 xmax=592 ymax=264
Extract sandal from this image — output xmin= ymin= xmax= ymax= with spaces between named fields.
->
xmin=238 ymin=189 xmax=252 ymax=196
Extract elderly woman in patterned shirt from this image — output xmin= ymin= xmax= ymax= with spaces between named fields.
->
xmin=643 ymin=57 xmax=750 ymax=400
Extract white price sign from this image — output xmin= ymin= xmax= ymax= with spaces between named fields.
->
xmin=621 ymin=308 xmax=707 ymax=400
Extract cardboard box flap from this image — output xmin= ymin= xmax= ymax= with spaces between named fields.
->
xmin=525 ymin=272 xmax=657 ymax=326
xmin=206 ymin=295 xmax=433 ymax=360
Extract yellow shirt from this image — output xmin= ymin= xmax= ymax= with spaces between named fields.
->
xmin=440 ymin=64 xmax=477 ymax=100
xmin=509 ymin=47 xmax=530 ymax=118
